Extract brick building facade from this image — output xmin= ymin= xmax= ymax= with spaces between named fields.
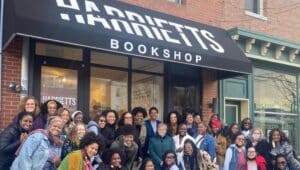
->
xmin=3 ymin=0 xmax=298 ymax=137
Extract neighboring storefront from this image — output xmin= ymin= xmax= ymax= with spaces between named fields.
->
xmin=220 ymin=28 xmax=300 ymax=154
xmin=1 ymin=0 xmax=252 ymax=122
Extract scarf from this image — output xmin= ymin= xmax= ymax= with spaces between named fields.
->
xmin=81 ymin=149 xmax=94 ymax=170
xmin=15 ymin=129 xmax=63 ymax=156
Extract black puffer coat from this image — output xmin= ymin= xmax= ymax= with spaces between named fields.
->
xmin=0 ymin=123 xmax=26 ymax=169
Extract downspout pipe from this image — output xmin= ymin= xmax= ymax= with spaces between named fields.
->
xmin=0 ymin=0 xmax=5 ymax=111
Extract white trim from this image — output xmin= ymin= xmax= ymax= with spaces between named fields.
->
xmin=254 ymin=111 xmax=298 ymax=116
xmin=245 ymin=10 xmax=267 ymax=21
xmin=246 ymin=53 xmax=300 ymax=68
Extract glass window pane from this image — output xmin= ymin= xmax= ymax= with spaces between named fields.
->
xmin=254 ymin=68 xmax=296 ymax=113
xmin=132 ymin=58 xmax=164 ymax=74
xmin=91 ymin=51 xmax=128 ymax=68
xmin=132 ymin=73 xmax=164 ymax=120
xmin=36 ymin=42 xmax=83 ymax=61
xmin=90 ymin=67 xmax=128 ymax=114
xmin=253 ymin=67 xmax=298 ymax=154
xmin=41 ymin=66 xmax=78 ymax=111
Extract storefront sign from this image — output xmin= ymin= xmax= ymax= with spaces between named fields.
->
xmin=3 ymin=0 xmax=252 ymax=74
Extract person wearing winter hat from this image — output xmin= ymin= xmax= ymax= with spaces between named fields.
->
xmin=110 ymin=124 xmax=138 ymax=170
xmin=211 ymin=120 xmax=227 ymax=169
xmin=71 ymin=110 xmax=84 ymax=125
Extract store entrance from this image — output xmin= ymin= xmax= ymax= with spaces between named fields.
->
xmin=167 ymin=63 xmax=201 ymax=117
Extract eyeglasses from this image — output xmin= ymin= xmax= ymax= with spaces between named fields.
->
xmin=166 ymin=155 xmax=175 ymax=159
xmin=99 ymin=119 xmax=106 ymax=122
xmin=237 ymin=138 xmax=245 ymax=141
xmin=277 ymin=161 xmax=286 ymax=165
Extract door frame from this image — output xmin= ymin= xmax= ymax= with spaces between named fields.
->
xmin=224 ymin=104 xmax=239 ymax=124
xmin=224 ymin=97 xmax=249 ymax=124
xmin=166 ymin=63 xmax=201 ymax=117
xmin=29 ymin=39 xmax=90 ymax=115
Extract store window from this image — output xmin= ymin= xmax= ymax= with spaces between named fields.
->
xmin=132 ymin=73 xmax=164 ymax=118
xmin=132 ymin=58 xmax=164 ymax=74
xmin=36 ymin=42 xmax=83 ymax=61
xmin=91 ymin=51 xmax=128 ymax=68
xmin=41 ymin=66 xmax=78 ymax=111
xmin=90 ymin=67 xmax=128 ymax=114
xmin=253 ymin=67 xmax=298 ymax=150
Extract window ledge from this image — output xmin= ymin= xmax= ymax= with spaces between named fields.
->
xmin=245 ymin=10 xmax=267 ymax=21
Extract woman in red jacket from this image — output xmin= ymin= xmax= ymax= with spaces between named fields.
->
xmin=246 ymin=146 xmax=267 ymax=170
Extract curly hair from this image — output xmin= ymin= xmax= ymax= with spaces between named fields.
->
xmin=79 ymin=132 xmax=103 ymax=152
xmin=166 ymin=110 xmax=181 ymax=124
xmin=17 ymin=96 xmax=40 ymax=117
xmin=240 ymin=117 xmax=253 ymax=130
xmin=16 ymin=111 xmax=35 ymax=124
xmin=268 ymin=128 xmax=290 ymax=148
xmin=131 ymin=107 xmax=147 ymax=118
xmin=102 ymin=149 xmax=123 ymax=165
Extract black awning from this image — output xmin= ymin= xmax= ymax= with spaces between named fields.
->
xmin=2 ymin=0 xmax=252 ymax=74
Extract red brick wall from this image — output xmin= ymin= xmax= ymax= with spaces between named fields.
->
xmin=201 ymin=69 xmax=218 ymax=123
xmin=121 ymin=0 xmax=223 ymax=27
xmin=220 ymin=0 xmax=300 ymax=43
xmin=0 ymin=37 xmax=22 ymax=130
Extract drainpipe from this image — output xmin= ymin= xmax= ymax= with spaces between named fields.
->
xmin=0 ymin=0 xmax=5 ymax=111
xmin=20 ymin=38 xmax=29 ymax=98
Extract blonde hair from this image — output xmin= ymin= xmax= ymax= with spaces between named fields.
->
xmin=68 ymin=122 xmax=88 ymax=142
xmin=18 ymin=96 xmax=40 ymax=117
xmin=250 ymin=127 xmax=265 ymax=140
xmin=47 ymin=100 xmax=57 ymax=108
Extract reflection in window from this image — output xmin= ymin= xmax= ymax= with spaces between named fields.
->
xmin=90 ymin=67 xmax=128 ymax=114
xmin=36 ymin=42 xmax=83 ymax=61
xmin=41 ymin=66 xmax=78 ymax=111
xmin=254 ymin=68 xmax=296 ymax=113
xmin=132 ymin=58 xmax=164 ymax=74
xmin=253 ymin=68 xmax=298 ymax=153
xmin=132 ymin=73 xmax=164 ymax=119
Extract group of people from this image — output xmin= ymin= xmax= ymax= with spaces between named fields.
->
xmin=0 ymin=96 xmax=299 ymax=170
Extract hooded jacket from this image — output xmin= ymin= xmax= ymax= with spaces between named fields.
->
xmin=110 ymin=136 xmax=138 ymax=170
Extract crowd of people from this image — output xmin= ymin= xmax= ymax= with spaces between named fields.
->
xmin=0 ymin=96 xmax=299 ymax=170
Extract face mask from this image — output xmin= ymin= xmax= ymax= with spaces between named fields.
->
xmin=252 ymin=134 xmax=261 ymax=141
xmin=247 ymin=156 xmax=256 ymax=161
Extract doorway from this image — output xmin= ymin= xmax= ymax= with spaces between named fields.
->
xmin=167 ymin=63 xmax=201 ymax=118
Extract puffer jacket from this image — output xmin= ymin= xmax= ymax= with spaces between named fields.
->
xmin=0 ymin=123 xmax=27 ymax=169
